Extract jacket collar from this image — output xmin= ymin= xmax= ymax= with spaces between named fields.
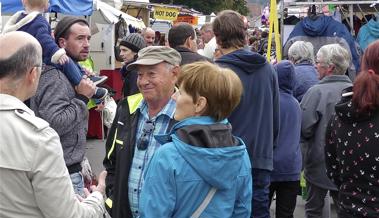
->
xmin=319 ymin=75 xmax=351 ymax=84
xmin=175 ymin=46 xmax=194 ymax=53
xmin=154 ymin=116 xmax=228 ymax=145
xmin=3 ymin=11 xmax=40 ymax=33
xmin=0 ymin=94 xmax=34 ymax=115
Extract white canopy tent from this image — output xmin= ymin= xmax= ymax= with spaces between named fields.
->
xmin=88 ymin=0 xmax=146 ymax=71
xmin=97 ymin=0 xmax=145 ymax=29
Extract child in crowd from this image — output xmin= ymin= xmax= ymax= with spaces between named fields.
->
xmin=3 ymin=0 xmax=108 ymax=99
xmin=269 ymin=60 xmax=302 ymax=218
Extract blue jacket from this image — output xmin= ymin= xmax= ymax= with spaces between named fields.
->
xmin=293 ymin=62 xmax=319 ymax=102
xmin=283 ymin=15 xmax=361 ymax=79
xmin=3 ymin=12 xmax=63 ymax=65
xmin=271 ymin=61 xmax=302 ymax=182
xmin=216 ymin=49 xmax=280 ymax=171
xmin=357 ymin=19 xmax=379 ymax=52
xmin=140 ymin=116 xmax=252 ymax=218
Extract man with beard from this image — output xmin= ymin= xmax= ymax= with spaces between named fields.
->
xmin=29 ymin=16 xmax=96 ymax=196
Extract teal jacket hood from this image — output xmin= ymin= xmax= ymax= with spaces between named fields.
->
xmin=357 ymin=19 xmax=379 ymax=51
xmin=155 ymin=116 xmax=248 ymax=190
xmin=367 ymin=19 xmax=379 ymax=37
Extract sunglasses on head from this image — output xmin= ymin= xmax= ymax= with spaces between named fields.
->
xmin=137 ymin=120 xmax=155 ymax=150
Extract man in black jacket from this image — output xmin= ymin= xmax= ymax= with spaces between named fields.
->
xmin=103 ymin=46 xmax=181 ymax=218
xmin=168 ymin=22 xmax=211 ymax=66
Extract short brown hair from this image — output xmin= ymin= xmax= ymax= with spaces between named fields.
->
xmin=212 ymin=10 xmax=246 ymax=49
xmin=352 ymin=40 xmax=379 ymax=113
xmin=177 ymin=61 xmax=243 ymax=121
xmin=168 ymin=22 xmax=195 ymax=48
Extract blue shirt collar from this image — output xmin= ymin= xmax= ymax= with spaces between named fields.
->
xmin=137 ymin=98 xmax=176 ymax=121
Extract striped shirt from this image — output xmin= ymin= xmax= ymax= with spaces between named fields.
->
xmin=128 ymin=98 xmax=176 ymax=217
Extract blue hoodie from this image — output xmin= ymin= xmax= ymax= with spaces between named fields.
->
xmin=283 ymin=15 xmax=361 ymax=79
xmin=216 ymin=49 xmax=280 ymax=171
xmin=293 ymin=61 xmax=319 ymax=102
xmin=139 ymin=116 xmax=252 ymax=218
xmin=357 ymin=19 xmax=379 ymax=52
xmin=271 ymin=61 xmax=302 ymax=182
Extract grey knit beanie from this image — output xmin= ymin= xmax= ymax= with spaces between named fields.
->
xmin=54 ymin=16 xmax=89 ymax=44
xmin=120 ymin=33 xmax=146 ymax=53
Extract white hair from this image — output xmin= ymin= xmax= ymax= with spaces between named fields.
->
xmin=288 ymin=41 xmax=315 ymax=64
xmin=317 ymin=44 xmax=351 ymax=75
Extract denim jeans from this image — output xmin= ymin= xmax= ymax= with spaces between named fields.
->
xmin=252 ymin=168 xmax=271 ymax=218
xmin=60 ymin=59 xmax=84 ymax=85
xmin=70 ymin=171 xmax=85 ymax=198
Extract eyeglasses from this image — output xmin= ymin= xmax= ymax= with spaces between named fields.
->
xmin=137 ymin=120 xmax=155 ymax=150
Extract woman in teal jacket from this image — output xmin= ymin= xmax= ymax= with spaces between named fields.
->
xmin=139 ymin=62 xmax=252 ymax=218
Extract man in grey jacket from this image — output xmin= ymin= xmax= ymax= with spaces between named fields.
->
xmin=0 ymin=31 xmax=106 ymax=218
xmin=30 ymin=16 xmax=96 ymax=197
xmin=301 ymin=44 xmax=352 ymax=218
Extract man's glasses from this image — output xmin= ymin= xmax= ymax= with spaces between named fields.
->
xmin=137 ymin=120 xmax=155 ymax=150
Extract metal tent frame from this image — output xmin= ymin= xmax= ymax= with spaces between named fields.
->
xmin=284 ymin=1 xmax=379 ymax=35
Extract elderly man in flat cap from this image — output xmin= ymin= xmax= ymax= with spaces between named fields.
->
xmin=103 ymin=46 xmax=182 ymax=218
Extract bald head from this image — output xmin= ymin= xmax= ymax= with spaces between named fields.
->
xmin=0 ymin=31 xmax=42 ymax=80
xmin=142 ymin=27 xmax=155 ymax=46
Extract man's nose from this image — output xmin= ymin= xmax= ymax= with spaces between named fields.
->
xmin=83 ymin=38 xmax=90 ymax=47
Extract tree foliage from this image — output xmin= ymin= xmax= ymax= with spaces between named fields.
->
xmin=150 ymin=0 xmax=249 ymax=15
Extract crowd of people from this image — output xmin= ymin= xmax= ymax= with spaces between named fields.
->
xmin=1 ymin=0 xmax=379 ymax=218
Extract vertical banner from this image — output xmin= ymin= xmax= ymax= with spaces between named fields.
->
xmin=267 ymin=0 xmax=282 ymax=62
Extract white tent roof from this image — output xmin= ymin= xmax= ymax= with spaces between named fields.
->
xmin=123 ymin=0 xmax=150 ymax=4
xmin=97 ymin=0 xmax=145 ymax=29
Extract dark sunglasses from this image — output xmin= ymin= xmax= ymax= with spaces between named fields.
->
xmin=137 ymin=120 xmax=155 ymax=150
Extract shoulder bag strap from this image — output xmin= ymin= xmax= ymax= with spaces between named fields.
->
xmin=190 ymin=187 xmax=217 ymax=218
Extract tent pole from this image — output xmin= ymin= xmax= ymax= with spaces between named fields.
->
xmin=357 ymin=4 xmax=369 ymax=23
xmin=349 ymin=4 xmax=354 ymax=35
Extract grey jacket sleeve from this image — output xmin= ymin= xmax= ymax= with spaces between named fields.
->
xmin=300 ymin=88 xmax=321 ymax=139
xmin=32 ymin=67 xmax=88 ymax=136
xmin=33 ymin=128 xmax=105 ymax=218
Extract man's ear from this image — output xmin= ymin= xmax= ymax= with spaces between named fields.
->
xmin=328 ymin=64 xmax=335 ymax=74
xmin=184 ymin=36 xmax=192 ymax=49
xmin=195 ymin=96 xmax=207 ymax=115
xmin=27 ymin=66 xmax=39 ymax=84
xmin=172 ymin=65 xmax=180 ymax=82
xmin=58 ymin=38 xmax=66 ymax=48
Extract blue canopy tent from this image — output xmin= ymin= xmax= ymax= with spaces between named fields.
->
xmin=1 ymin=0 xmax=94 ymax=16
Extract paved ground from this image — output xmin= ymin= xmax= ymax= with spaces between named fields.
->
xmin=85 ymin=139 xmax=337 ymax=218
